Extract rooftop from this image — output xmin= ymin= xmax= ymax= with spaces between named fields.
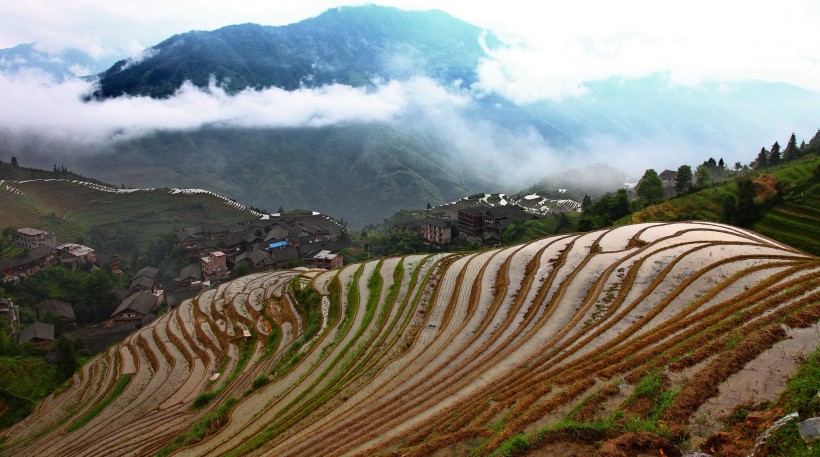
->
xmin=18 ymin=227 xmax=48 ymax=236
xmin=56 ymin=243 xmax=95 ymax=257
xmin=19 ymin=322 xmax=54 ymax=343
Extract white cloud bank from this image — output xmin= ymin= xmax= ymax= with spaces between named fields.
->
xmin=0 ymin=71 xmax=469 ymax=143
xmin=2 ymin=66 xmax=820 ymax=186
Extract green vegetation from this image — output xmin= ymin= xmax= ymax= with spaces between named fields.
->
xmin=269 ymin=277 xmax=337 ymax=378
xmin=67 ymin=374 xmax=132 ymax=432
xmin=264 ymin=323 xmax=281 ymax=357
xmin=503 ymin=213 xmax=581 ymax=245
xmin=0 ymin=177 xmax=252 ymax=257
xmin=1 ymin=265 xmax=118 ymax=325
xmin=636 ymin=169 xmax=665 ymax=205
xmin=493 ymin=433 xmax=530 ymax=457
xmin=251 ymin=374 xmax=269 ymax=390
xmin=783 ymin=348 xmax=820 ymax=415
xmin=0 ymin=357 xmax=59 ymax=428
xmin=156 ymin=396 xmax=237 ymax=457
xmin=629 ymin=152 xmax=820 ymax=255
xmin=0 ymin=159 xmax=103 ymax=183
xmin=191 ymin=391 xmax=217 ymax=410
xmin=578 ymin=189 xmax=631 ymax=231
xmin=757 ymin=348 xmax=820 ymax=456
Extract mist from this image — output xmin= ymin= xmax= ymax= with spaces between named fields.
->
xmin=2 ymin=65 xmax=820 ymax=193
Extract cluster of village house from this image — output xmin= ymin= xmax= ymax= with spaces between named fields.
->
xmin=2 ymin=205 xmax=544 ymax=348
xmin=0 ymin=227 xmax=165 ymax=348
xmin=0 ymin=215 xmax=348 ymax=350
xmin=417 ymin=205 xmax=536 ymax=246
xmin=174 ymin=214 xmax=347 ymax=287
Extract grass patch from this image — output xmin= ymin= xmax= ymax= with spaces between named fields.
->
xmin=264 ymin=323 xmax=281 ymax=357
xmin=67 ymin=374 xmax=132 ymax=432
xmin=493 ymin=433 xmax=530 ymax=457
xmin=759 ymin=420 xmax=816 ymax=457
xmin=156 ymin=396 xmax=237 ymax=457
xmin=224 ymin=335 xmax=255 ymax=387
xmin=785 ymin=348 xmax=820 ymax=416
xmin=191 ymin=391 xmax=217 ymax=410
xmin=251 ymin=374 xmax=269 ymax=390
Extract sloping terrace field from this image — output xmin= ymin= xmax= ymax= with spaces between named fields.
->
xmin=2 ymin=222 xmax=818 ymax=456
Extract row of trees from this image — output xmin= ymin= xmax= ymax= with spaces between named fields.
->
xmin=578 ymin=130 xmax=818 ymax=232
xmin=754 ymin=131 xmax=818 ymax=169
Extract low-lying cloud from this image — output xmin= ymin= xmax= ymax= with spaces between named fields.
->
xmin=1 ymin=66 xmax=820 ymax=189
xmin=0 ymin=71 xmax=472 ymax=143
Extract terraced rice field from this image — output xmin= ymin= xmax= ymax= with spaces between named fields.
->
xmin=0 ymin=179 xmax=253 ymax=249
xmin=3 ymin=222 xmax=819 ymax=456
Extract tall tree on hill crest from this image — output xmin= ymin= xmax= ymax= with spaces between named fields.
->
xmin=769 ymin=141 xmax=781 ymax=165
xmin=675 ymin=165 xmax=693 ymax=195
xmin=755 ymin=147 xmax=769 ymax=169
xmin=784 ymin=133 xmax=799 ymax=161
xmin=636 ymin=169 xmax=665 ymax=205
xmin=695 ymin=164 xmax=712 ymax=188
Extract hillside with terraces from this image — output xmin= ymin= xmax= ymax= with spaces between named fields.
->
xmin=0 ymin=179 xmax=256 ymax=253
xmin=2 ymin=221 xmax=818 ymax=456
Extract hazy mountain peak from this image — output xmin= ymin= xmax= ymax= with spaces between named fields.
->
xmin=0 ymin=43 xmax=101 ymax=79
xmin=97 ymin=4 xmax=494 ymax=98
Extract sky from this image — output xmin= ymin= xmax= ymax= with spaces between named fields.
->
xmin=2 ymin=1 xmax=819 ymax=93
xmin=1 ymin=1 xmax=820 ymax=181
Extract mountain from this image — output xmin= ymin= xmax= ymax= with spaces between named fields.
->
xmin=3 ymin=5 xmax=820 ymax=229
xmin=0 ymin=43 xmax=99 ymax=80
xmin=96 ymin=5 xmax=497 ymax=98
xmin=4 ymin=222 xmax=818 ymax=455
xmin=67 ymin=124 xmax=496 ymax=228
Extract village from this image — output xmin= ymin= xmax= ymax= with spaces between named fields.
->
xmin=0 ymin=212 xmax=349 ymax=350
xmin=0 ymin=193 xmax=590 ymax=352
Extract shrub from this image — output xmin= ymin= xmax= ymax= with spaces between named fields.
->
xmin=192 ymin=391 xmax=217 ymax=409
xmin=252 ymin=374 xmax=269 ymax=390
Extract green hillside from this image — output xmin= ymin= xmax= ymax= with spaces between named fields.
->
xmin=0 ymin=178 xmax=254 ymax=256
xmin=81 ymin=125 xmax=494 ymax=228
xmin=628 ymin=152 xmax=820 ymax=255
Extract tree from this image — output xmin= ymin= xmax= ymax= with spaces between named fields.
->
xmin=735 ymin=179 xmax=757 ymax=227
xmin=581 ymin=195 xmax=592 ymax=212
xmin=554 ymin=213 xmax=572 ymax=234
xmin=675 ymin=165 xmax=693 ymax=195
xmin=232 ymin=263 xmax=250 ymax=278
xmin=784 ymin=133 xmax=799 ymax=161
xmin=613 ymin=189 xmax=631 ymax=220
xmin=769 ymin=141 xmax=781 ymax=166
xmin=755 ymin=148 xmax=768 ymax=169
xmin=55 ymin=336 xmax=78 ymax=382
xmin=11 ymin=156 xmax=18 ymax=168
xmin=80 ymin=269 xmax=116 ymax=322
xmin=734 ymin=162 xmax=742 ymax=171
xmin=718 ymin=158 xmax=725 ymax=169
xmin=636 ymin=169 xmax=665 ymax=205
xmin=695 ymin=165 xmax=711 ymax=188
xmin=0 ymin=330 xmax=11 ymax=357
xmin=721 ymin=195 xmax=737 ymax=225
